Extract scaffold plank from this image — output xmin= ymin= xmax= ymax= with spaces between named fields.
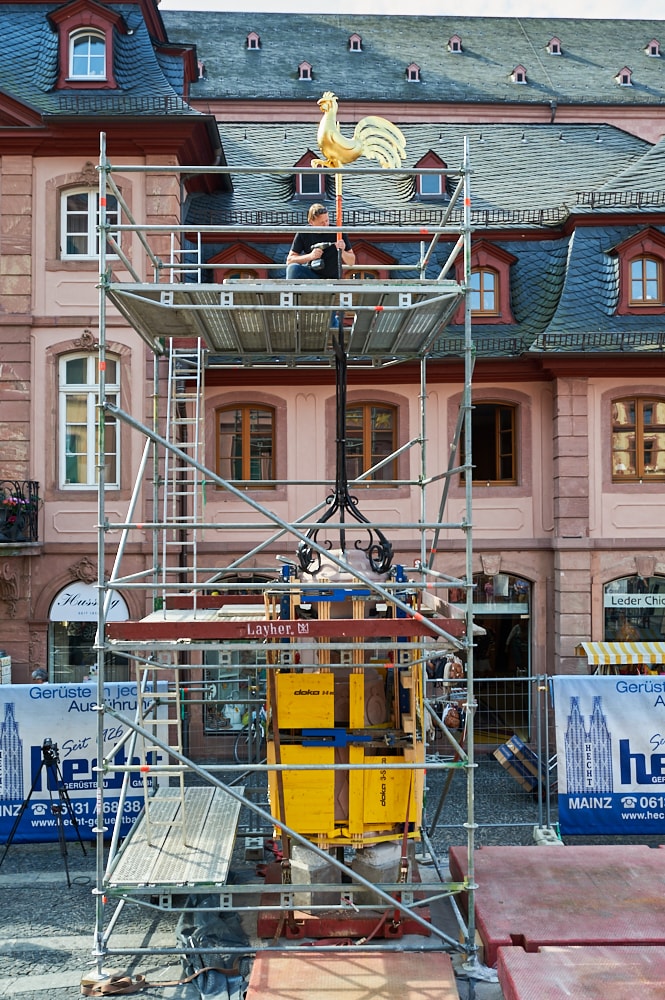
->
xmin=105 ymin=787 xmax=241 ymax=891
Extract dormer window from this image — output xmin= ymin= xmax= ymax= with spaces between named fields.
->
xmin=646 ymin=39 xmax=661 ymax=57
xmin=406 ymin=63 xmax=421 ymax=82
xmin=617 ymin=66 xmax=633 ymax=86
xmin=293 ymin=151 xmax=325 ymax=199
xmin=452 ymin=241 xmax=517 ymax=325
xmin=614 ymin=228 xmax=665 ymax=314
xmin=247 ymin=31 xmax=260 ymax=50
xmin=49 ymin=2 xmax=123 ymax=89
xmin=547 ymin=37 xmax=562 ymax=55
xmin=511 ymin=65 xmax=527 ymax=84
xmin=448 ymin=35 xmax=463 ymax=53
xmin=414 ymin=150 xmax=448 ymax=199
xmin=349 ymin=34 xmax=363 ymax=52
xmin=298 ymin=61 xmax=313 ymax=81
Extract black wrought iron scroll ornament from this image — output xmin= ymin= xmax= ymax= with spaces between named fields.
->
xmin=297 ymin=92 xmax=402 ymax=576
xmin=296 ymin=320 xmax=393 ymax=575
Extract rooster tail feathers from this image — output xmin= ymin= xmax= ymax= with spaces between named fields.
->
xmin=353 ymin=115 xmax=407 ymax=166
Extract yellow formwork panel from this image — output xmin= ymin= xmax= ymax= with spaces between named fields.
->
xmin=362 ymin=753 xmax=421 ymax=829
xmin=267 ymin=743 xmax=336 ymax=836
xmin=274 ymin=672 xmax=335 ymax=728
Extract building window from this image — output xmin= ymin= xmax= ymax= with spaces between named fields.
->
xmin=349 ymin=34 xmax=362 ymax=51
xmin=470 ymin=268 xmax=498 ymax=314
xmin=217 ymin=405 xmax=275 ymax=484
xmin=462 ymin=403 xmax=516 ymax=484
xmin=630 ymin=256 xmax=662 ymax=304
xmin=547 ymin=37 xmax=562 ymax=55
xmin=346 ymin=404 xmax=397 ymax=483
xmin=448 ymin=35 xmax=463 ymax=53
xmin=406 ymin=63 xmax=421 ymax=82
xmin=61 ymin=188 xmax=119 ymax=259
xmin=612 ymin=397 xmax=665 ymax=480
xmin=247 ymin=31 xmax=260 ymax=49
xmin=414 ymin=151 xmax=447 ymax=199
xmin=604 ymin=575 xmax=665 ymax=651
xmin=70 ymin=30 xmax=106 ymax=79
xmin=350 ymin=270 xmax=378 ymax=280
xmin=59 ymin=354 xmax=119 ymax=489
xmin=646 ymin=39 xmax=661 ymax=57
xmin=617 ymin=66 xmax=632 ymax=86
xmin=298 ymin=62 xmax=312 ymax=81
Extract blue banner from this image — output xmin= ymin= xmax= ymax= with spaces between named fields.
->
xmin=552 ymin=674 xmax=665 ymax=835
xmin=0 ymin=682 xmax=167 ymax=843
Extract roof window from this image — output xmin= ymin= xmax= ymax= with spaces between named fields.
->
xmin=547 ymin=37 xmax=562 ymax=55
xmin=349 ymin=34 xmax=363 ymax=52
xmin=511 ymin=65 xmax=527 ymax=84
xmin=298 ymin=61 xmax=313 ymax=81
xmin=406 ymin=63 xmax=421 ymax=82
xmin=247 ymin=31 xmax=260 ymax=50
xmin=414 ymin=150 xmax=448 ymax=199
xmin=616 ymin=66 xmax=633 ymax=86
xmin=49 ymin=0 xmax=124 ymax=90
xmin=448 ymin=35 xmax=463 ymax=53
xmin=646 ymin=39 xmax=661 ymax=57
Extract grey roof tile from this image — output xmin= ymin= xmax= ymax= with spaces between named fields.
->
xmin=163 ymin=12 xmax=665 ymax=106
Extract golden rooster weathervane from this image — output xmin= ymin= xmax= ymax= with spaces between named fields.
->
xmin=312 ymin=91 xmax=406 ymax=170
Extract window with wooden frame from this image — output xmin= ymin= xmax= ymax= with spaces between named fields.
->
xmin=217 ymin=405 xmax=275 ymax=485
xmin=612 ymin=397 xmax=665 ymax=481
xmin=630 ymin=256 xmax=662 ymax=304
xmin=461 ymin=403 xmax=517 ymax=484
xmin=346 ymin=404 xmax=397 ymax=483
xmin=470 ymin=268 xmax=498 ymax=314
xmin=59 ymin=353 xmax=119 ymax=489
xmin=60 ymin=188 xmax=120 ymax=259
xmin=452 ymin=241 xmax=515 ymax=324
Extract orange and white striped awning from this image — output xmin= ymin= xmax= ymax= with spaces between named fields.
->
xmin=576 ymin=641 xmax=665 ymax=666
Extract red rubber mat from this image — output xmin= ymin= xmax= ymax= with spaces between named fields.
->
xmin=449 ymin=844 xmax=665 ymax=967
xmin=245 ymin=951 xmax=458 ymax=1000
xmin=498 ymin=945 xmax=665 ymax=1000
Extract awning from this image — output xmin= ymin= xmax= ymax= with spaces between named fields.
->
xmin=576 ymin=641 xmax=665 ymax=666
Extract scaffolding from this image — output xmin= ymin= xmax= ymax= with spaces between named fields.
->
xmin=89 ymin=132 xmax=482 ymax=991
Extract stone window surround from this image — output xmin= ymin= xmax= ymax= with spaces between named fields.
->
xmin=206 ymin=389 xmax=287 ymax=502
xmin=43 ymin=339 xmax=133 ymax=503
xmin=446 ymin=386 xmax=533 ymax=498
xmin=45 ymin=167 xmax=133 ymax=272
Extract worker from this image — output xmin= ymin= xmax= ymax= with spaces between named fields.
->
xmin=286 ymin=203 xmax=355 ymax=279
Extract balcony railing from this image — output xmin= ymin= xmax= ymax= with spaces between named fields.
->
xmin=0 ymin=480 xmax=40 ymax=543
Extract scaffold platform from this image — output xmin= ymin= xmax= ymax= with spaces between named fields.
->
xmin=105 ymin=279 xmax=463 ymax=364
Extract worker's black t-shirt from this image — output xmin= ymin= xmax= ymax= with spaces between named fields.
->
xmin=290 ymin=230 xmax=351 ymax=278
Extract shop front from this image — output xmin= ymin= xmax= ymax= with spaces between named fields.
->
xmin=576 ymin=574 xmax=665 ymax=675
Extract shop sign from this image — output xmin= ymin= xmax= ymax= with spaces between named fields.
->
xmin=49 ymin=582 xmax=129 ymax=621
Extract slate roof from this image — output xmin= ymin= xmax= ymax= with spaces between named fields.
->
xmin=183 ymin=120 xmax=665 ymax=357
xmin=0 ymin=3 xmax=197 ymax=117
xmin=162 ymin=11 xmax=665 ymax=107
